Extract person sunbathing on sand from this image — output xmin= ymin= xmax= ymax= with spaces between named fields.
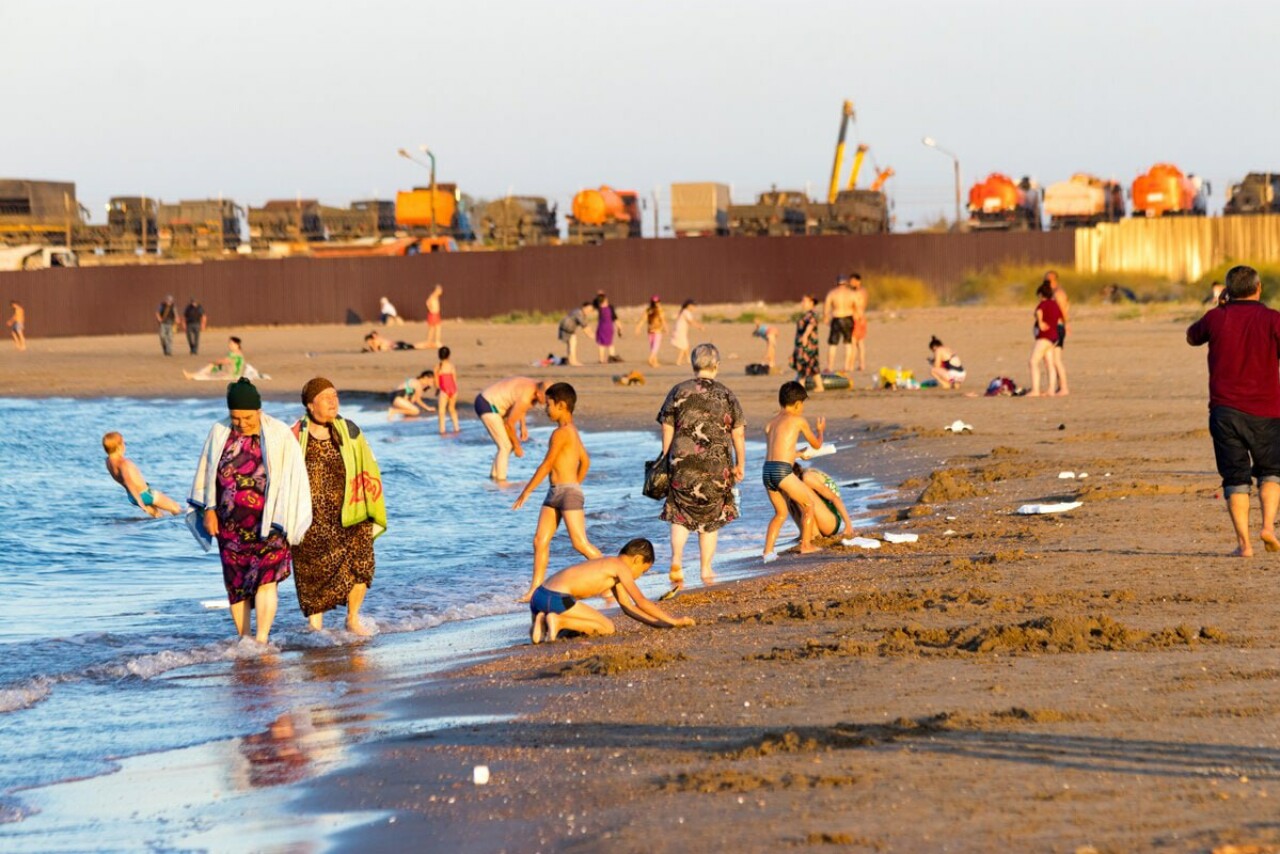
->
xmin=527 ymin=538 xmax=694 ymax=643
xmin=103 ymin=431 xmax=182 ymax=517
xmin=761 ymin=381 xmax=825 ymax=559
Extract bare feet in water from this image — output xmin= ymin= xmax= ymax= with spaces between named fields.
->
xmin=700 ymin=568 xmax=717 ymax=586
xmin=798 ymin=544 xmax=821 ymax=555
xmin=346 ymin=618 xmax=373 ymax=636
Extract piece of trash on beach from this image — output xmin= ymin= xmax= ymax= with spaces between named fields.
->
xmin=201 ymin=599 xmax=230 ymax=610
xmin=658 ymin=586 xmax=680 ymax=602
xmin=1015 ymin=501 xmax=1083 ymax=515
xmin=473 ymin=765 xmax=490 ymax=785
xmin=842 ymin=536 xmax=882 ymax=549
xmin=884 ymin=532 xmax=919 ymax=544
xmin=1058 ymin=471 xmax=1076 ymax=479
xmin=946 ymin=516 xmax=958 ymax=521
xmin=944 ymin=420 xmax=973 ymax=434
xmin=799 ymin=443 xmax=837 ymax=460
xmin=943 ymin=529 xmax=958 ymax=536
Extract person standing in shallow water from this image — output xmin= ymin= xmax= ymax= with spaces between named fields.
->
xmin=1186 ymin=264 xmax=1280 ymax=557
xmin=291 ymin=378 xmax=386 ymax=635
xmin=189 ymin=379 xmax=312 ymax=644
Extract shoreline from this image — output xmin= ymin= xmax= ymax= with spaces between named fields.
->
xmin=5 ymin=302 xmax=1280 ymax=851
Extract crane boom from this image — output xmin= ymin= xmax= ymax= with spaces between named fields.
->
xmin=846 ymin=144 xmax=869 ymax=190
xmin=826 ymin=100 xmax=855 ymax=204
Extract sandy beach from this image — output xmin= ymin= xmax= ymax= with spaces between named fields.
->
xmin=4 ymin=301 xmax=1278 ymax=852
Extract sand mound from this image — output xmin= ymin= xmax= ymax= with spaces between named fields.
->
xmin=546 ymin=649 xmax=686 ymax=677
xmin=883 ymin=615 xmax=1228 ymax=655
xmin=658 ymin=770 xmax=859 ymax=793
xmin=919 ymin=468 xmax=983 ymax=503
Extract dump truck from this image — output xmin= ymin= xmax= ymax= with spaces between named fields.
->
xmin=395 ymin=184 xmax=475 ymax=241
xmin=1043 ymin=174 xmax=1125 ymax=228
xmin=0 ymin=179 xmax=82 ymax=246
xmin=1224 ymin=173 xmax=1280 ymax=215
xmin=1130 ymin=164 xmax=1207 ymax=217
xmin=478 ymin=196 xmax=559 ymax=248
xmin=248 ymin=200 xmax=324 ymax=250
xmin=728 ymin=189 xmax=809 ymax=237
xmin=104 ymin=196 xmax=158 ymax=250
xmin=567 ymin=186 xmax=641 ymax=243
xmin=157 ymin=199 xmax=243 ymax=255
xmin=670 ymin=182 xmax=730 ymax=237
xmin=967 ymin=173 xmax=1042 ymax=230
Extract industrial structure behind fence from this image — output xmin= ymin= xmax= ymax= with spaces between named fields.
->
xmin=1074 ymin=214 xmax=1280 ymax=282
xmin=0 ymin=231 xmax=1073 ymax=338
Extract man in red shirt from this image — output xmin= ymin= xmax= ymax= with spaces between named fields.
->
xmin=1187 ymin=265 xmax=1280 ymax=556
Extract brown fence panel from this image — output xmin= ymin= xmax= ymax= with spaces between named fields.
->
xmin=0 ymin=231 xmax=1073 ymax=338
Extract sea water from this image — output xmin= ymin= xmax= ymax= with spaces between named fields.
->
xmin=0 ymin=396 xmax=879 ymax=840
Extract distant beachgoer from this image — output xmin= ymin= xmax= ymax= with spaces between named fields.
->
xmin=657 ymin=343 xmax=745 ymax=590
xmin=928 ymin=336 xmax=966 ymax=388
xmin=1029 ymin=282 xmax=1063 ymax=397
xmin=850 ymin=273 xmax=868 ymax=372
xmin=388 ymin=370 xmax=436 ymax=418
xmin=752 ymin=322 xmax=778 ymax=368
xmin=189 ymin=379 xmax=312 ymax=644
xmin=1187 ymin=264 xmax=1280 ymax=557
xmin=363 ymin=330 xmax=422 ymax=352
xmin=558 ymin=301 xmax=594 ymax=366
xmin=527 ymin=539 xmax=694 ymax=644
xmin=671 ymin=299 xmax=702 ymax=366
xmin=290 ymin=378 xmax=386 ymax=635
xmin=156 ymin=295 xmax=177 ymax=356
xmin=185 ymin=336 xmax=248 ymax=381
xmin=182 ymin=297 xmax=206 ymax=355
xmin=635 ymin=296 xmax=667 ymax=367
xmin=1046 ymin=270 xmax=1069 ymax=395
xmin=425 ymin=285 xmax=444 ymax=348
xmin=474 ymin=376 xmax=547 ymax=482
xmin=7 ymin=300 xmax=25 ymax=351
xmin=512 ymin=382 xmax=603 ymax=603
xmin=593 ymin=293 xmax=621 ymax=364
xmin=785 ymin=463 xmax=853 ymax=540
xmin=1102 ymin=284 xmax=1138 ymax=304
xmin=379 ymin=296 xmax=401 ymax=325
xmin=436 ymin=346 xmax=460 ymax=434
xmin=823 ymin=274 xmax=856 ymax=372
xmin=762 ymin=381 xmax=825 ymax=558
xmin=791 ymin=295 xmax=823 ymax=391
xmin=103 ymin=431 xmax=182 ymax=517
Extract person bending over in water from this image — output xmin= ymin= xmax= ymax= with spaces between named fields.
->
xmin=762 ymin=381 xmax=825 ymax=559
xmin=528 ymin=538 xmax=695 ymax=643
xmin=103 ymin=431 xmax=182 ymax=517
xmin=784 ymin=463 xmax=853 ymax=541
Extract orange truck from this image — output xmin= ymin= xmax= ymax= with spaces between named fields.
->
xmin=567 ymin=186 xmax=642 ymax=243
xmin=1130 ymin=163 xmax=1208 ymax=217
xmin=966 ymin=173 xmax=1041 ymax=230
xmin=1043 ymin=174 xmax=1125 ymax=229
xmin=395 ymin=183 xmax=475 ymax=240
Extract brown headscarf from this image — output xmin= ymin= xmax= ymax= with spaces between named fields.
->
xmin=301 ymin=376 xmax=335 ymax=406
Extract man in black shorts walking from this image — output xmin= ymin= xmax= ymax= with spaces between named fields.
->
xmin=1187 ymin=264 xmax=1280 ymax=557
xmin=823 ymin=274 xmax=856 ymax=373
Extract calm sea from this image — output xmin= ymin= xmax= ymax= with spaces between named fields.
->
xmin=0 ymin=396 xmax=878 ymax=846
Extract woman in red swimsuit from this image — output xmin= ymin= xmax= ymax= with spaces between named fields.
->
xmin=1029 ymin=281 xmax=1063 ymax=396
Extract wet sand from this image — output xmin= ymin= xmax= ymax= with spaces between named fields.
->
xmin=6 ymin=302 xmax=1279 ymax=852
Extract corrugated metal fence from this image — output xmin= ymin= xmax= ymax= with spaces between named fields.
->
xmin=1 ymin=231 xmax=1072 ymax=338
xmin=1075 ymin=214 xmax=1280 ymax=281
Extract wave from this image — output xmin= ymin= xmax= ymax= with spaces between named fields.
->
xmin=0 ymin=676 xmax=55 ymax=714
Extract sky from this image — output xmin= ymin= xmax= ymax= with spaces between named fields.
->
xmin=4 ymin=0 xmax=1274 ymax=233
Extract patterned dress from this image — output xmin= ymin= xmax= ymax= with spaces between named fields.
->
xmin=791 ymin=309 xmax=820 ymax=380
xmin=216 ymin=433 xmax=292 ymax=606
xmin=292 ymin=436 xmax=375 ymax=617
xmin=657 ymin=377 xmax=745 ymax=533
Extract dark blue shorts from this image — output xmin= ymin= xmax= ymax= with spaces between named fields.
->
xmin=529 ymin=586 xmax=577 ymax=616
xmin=1209 ymin=406 xmax=1280 ymax=494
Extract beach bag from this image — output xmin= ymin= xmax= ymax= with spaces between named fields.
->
xmin=745 ymin=363 xmax=771 ymax=376
xmin=985 ymin=376 xmax=1020 ymax=396
xmin=643 ymin=453 xmax=671 ymax=500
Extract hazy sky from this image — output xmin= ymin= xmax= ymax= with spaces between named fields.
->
xmin=4 ymin=0 xmax=1272 ymax=232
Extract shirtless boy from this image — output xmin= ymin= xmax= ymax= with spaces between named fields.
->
xmin=513 ymin=382 xmax=603 ymax=601
xmin=103 ymin=432 xmax=182 ymax=517
xmin=8 ymin=301 xmax=26 ymax=351
xmin=425 ymin=284 xmax=444 ymax=348
xmin=849 ymin=273 xmax=868 ymax=372
xmin=761 ymin=381 xmax=826 ymax=558
xmin=528 ymin=538 xmax=695 ymax=643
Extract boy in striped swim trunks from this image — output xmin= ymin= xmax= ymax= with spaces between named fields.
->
xmin=761 ymin=381 xmax=825 ymax=560
xmin=513 ymin=382 xmax=603 ymax=602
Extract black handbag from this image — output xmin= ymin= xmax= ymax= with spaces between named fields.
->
xmin=643 ymin=453 xmax=670 ymax=500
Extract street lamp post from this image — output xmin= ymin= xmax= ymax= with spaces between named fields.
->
xmin=922 ymin=137 xmax=962 ymax=231
xmin=397 ymin=146 xmax=439 ymax=238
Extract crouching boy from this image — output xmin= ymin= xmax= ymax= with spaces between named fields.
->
xmin=528 ymin=538 xmax=695 ymax=643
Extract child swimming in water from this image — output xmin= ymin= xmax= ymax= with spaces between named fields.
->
xmin=103 ymin=432 xmax=182 ymax=517
xmin=527 ymin=538 xmax=695 ymax=643
xmin=761 ymin=381 xmax=825 ymax=559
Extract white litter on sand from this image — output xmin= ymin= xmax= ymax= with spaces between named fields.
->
xmin=1015 ymin=501 xmax=1083 ymax=515
xmin=884 ymin=532 xmax=919 ymax=544
xmin=842 ymin=536 xmax=882 ymax=549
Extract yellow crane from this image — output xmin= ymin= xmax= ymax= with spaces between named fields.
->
xmin=826 ymin=100 xmax=855 ymax=204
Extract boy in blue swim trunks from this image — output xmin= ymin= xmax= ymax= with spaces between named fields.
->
xmin=528 ymin=538 xmax=695 ymax=643
xmin=761 ymin=381 xmax=825 ymax=559
xmin=103 ymin=432 xmax=182 ymax=517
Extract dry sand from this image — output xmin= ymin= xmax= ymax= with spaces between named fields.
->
xmin=5 ymin=302 xmax=1279 ymax=853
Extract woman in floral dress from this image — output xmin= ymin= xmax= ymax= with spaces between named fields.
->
xmin=656 ymin=343 xmax=746 ymax=591
xmin=791 ymin=294 xmax=823 ymax=392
